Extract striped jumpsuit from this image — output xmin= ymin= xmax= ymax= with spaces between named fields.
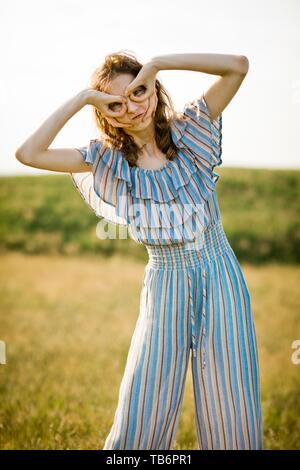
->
xmin=70 ymin=94 xmax=264 ymax=450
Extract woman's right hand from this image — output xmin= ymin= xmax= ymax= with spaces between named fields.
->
xmin=83 ymin=89 xmax=133 ymax=127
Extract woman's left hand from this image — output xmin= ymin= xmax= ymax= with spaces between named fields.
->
xmin=124 ymin=62 xmax=159 ymax=102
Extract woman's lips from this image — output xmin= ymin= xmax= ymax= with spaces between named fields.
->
xmin=133 ymin=111 xmax=145 ymax=120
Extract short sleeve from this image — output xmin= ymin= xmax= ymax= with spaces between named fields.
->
xmin=74 ymin=141 xmax=99 ymax=166
xmin=182 ymin=93 xmax=223 ymax=182
xmin=75 ymin=146 xmax=89 ymax=163
xmin=69 ymin=139 xmax=129 ymax=227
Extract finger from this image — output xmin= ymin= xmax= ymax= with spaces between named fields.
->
xmin=108 ymin=94 xmax=127 ymax=103
xmin=106 ymin=102 xmax=127 ymax=118
xmin=107 ymin=116 xmax=133 ymax=128
xmin=124 ymin=81 xmax=140 ymax=97
xmin=127 ymin=95 xmax=146 ymax=103
xmin=128 ymin=87 xmax=153 ymax=103
xmin=108 ymin=112 xmax=135 ymax=128
xmin=124 ymin=81 xmax=151 ymax=100
xmin=105 ymin=95 xmax=127 ymax=110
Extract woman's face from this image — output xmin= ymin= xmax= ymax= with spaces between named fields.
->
xmin=103 ymin=73 xmax=158 ymax=131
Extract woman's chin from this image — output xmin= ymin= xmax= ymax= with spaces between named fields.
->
xmin=122 ymin=113 xmax=155 ymax=133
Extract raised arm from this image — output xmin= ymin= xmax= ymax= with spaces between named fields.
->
xmin=15 ymin=89 xmax=129 ymax=173
xmin=149 ymin=53 xmax=249 ymax=121
xmin=15 ymin=90 xmax=96 ymax=173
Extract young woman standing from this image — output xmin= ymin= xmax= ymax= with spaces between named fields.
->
xmin=16 ymin=51 xmax=263 ymax=450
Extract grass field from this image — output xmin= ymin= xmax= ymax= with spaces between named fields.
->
xmin=0 ymin=252 xmax=299 ymax=450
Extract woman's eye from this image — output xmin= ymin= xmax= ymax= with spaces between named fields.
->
xmin=133 ymin=86 xmax=146 ymax=96
xmin=109 ymin=103 xmax=122 ymax=112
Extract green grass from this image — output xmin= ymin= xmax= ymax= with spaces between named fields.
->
xmin=0 ymin=253 xmax=299 ymax=449
xmin=0 ymin=167 xmax=299 ymax=263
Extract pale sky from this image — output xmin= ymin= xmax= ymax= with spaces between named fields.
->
xmin=1 ymin=0 xmax=299 ymax=175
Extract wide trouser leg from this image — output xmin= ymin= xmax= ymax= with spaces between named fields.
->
xmin=103 ymin=268 xmax=191 ymax=450
xmin=191 ymin=251 xmax=264 ymax=450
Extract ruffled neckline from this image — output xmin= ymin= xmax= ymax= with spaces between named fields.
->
xmin=101 ymin=116 xmax=188 ymax=182
xmin=98 ymin=114 xmax=218 ymax=203
xmin=70 ymin=94 xmax=222 ymax=232
xmin=133 ymin=157 xmax=173 ymax=174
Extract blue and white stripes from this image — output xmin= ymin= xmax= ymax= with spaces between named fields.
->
xmin=69 ymin=94 xmax=224 ymax=244
xmin=70 ymin=92 xmax=263 ymax=450
xmin=103 ymin=221 xmax=263 ymax=449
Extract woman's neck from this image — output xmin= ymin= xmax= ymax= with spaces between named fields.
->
xmin=125 ymin=121 xmax=156 ymax=149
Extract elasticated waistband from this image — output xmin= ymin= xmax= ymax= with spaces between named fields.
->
xmin=145 ymin=220 xmax=232 ymax=269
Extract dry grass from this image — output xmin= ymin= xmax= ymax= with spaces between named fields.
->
xmin=0 ymin=253 xmax=299 ymax=449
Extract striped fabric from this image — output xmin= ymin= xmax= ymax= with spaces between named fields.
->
xmin=103 ymin=220 xmax=263 ymax=450
xmin=69 ymin=93 xmax=223 ymax=245
xmin=70 ymin=94 xmax=263 ymax=450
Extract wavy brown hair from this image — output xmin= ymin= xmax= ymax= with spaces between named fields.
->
xmin=89 ymin=50 xmax=185 ymax=169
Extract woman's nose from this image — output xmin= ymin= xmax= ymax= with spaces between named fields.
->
xmin=125 ymin=99 xmax=141 ymax=115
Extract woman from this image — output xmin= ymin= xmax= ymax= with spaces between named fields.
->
xmin=15 ymin=51 xmax=263 ymax=450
